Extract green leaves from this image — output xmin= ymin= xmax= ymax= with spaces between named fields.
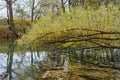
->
xmin=17 ymin=5 xmax=120 ymax=49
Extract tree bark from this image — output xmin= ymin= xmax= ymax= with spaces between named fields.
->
xmin=6 ymin=0 xmax=14 ymax=30
xmin=31 ymin=0 xmax=35 ymax=22
xmin=61 ymin=0 xmax=65 ymax=13
xmin=5 ymin=0 xmax=20 ymax=38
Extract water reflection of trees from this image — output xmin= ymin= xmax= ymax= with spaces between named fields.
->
xmin=6 ymin=41 xmax=14 ymax=80
xmin=0 ymin=41 xmax=47 ymax=79
xmin=0 ymin=40 xmax=120 ymax=80
xmin=69 ymin=48 xmax=120 ymax=65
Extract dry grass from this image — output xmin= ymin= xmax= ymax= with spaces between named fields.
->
xmin=64 ymin=64 xmax=119 ymax=80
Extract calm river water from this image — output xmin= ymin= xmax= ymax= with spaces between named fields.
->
xmin=0 ymin=40 xmax=120 ymax=80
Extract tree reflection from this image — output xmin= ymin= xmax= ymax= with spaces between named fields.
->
xmin=0 ymin=40 xmax=120 ymax=80
xmin=6 ymin=40 xmax=15 ymax=80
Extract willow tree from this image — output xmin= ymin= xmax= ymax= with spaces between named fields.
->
xmin=17 ymin=5 xmax=120 ymax=50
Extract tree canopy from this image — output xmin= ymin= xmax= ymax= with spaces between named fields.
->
xmin=17 ymin=5 xmax=120 ymax=50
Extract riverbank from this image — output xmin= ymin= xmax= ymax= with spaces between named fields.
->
xmin=39 ymin=63 xmax=120 ymax=80
xmin=66 ymin=64 xmax=120 ymax=80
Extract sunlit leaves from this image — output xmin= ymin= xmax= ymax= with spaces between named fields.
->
xmin=17 ymin=5 xmax=120 ymax=49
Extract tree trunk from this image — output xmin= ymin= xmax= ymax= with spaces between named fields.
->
xmin=31 ymin=0 xmax=35 ymax=22
xmin=6 ymin=0 xmax=14 ymax=30
xmin=5 ymin=0 xmax=19 ymax=38
xmin=61 ymin=0 xmax=65 ymax=13
xmin=6 ymin=4 xmax=10 ymax=24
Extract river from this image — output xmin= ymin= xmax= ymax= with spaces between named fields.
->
xmin=0 ymin=40 xmax=120 ymax=80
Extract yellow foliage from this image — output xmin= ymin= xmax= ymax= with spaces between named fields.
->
xmin=17 ymin=6 xmax=120 ymax=49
